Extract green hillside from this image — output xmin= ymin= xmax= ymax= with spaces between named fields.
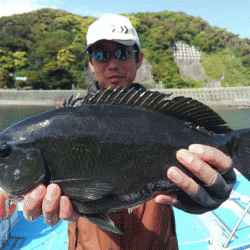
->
xmin=0 ymin=8 xmax=249 ymax=89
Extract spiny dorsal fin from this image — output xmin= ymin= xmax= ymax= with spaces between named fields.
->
xmin=83 ymin=87 xmax=172 ymax=109
xmin=81 ymin=87 xmax=232 ymax=134
xmin=63 ymin=93 xmax=84 ymax=107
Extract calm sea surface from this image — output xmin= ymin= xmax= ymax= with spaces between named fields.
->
xmin=0 ymin=105 xmax=249 ymax=132
xmin=212 ymin=107 xmax=250 ymax=130
xmin=0 ymin=106 xmax=54 ymax=132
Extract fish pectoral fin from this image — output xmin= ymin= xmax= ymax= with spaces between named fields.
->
xmin=85 ymin=213 xmax=123 ymax=234
xmin=53 ymin=179 xmax=116 ymax=201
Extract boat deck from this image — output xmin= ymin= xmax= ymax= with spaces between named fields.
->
xmin=2 ymin=213 xmax=68 ymax=250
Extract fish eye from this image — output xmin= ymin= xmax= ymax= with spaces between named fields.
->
xmin=0 ymin=142 xmax=11 ymax=158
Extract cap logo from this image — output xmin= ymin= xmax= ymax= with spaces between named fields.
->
xmin=111 ymin=25 xmax=129 ymax=34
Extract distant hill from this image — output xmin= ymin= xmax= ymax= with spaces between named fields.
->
xmin=0 ymin=8 xmax=249 ymax=89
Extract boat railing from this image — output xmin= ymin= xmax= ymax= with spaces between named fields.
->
xmin=204 ymin=188 xmax=250 ymax=249
xmin=223 ymin=200 xmax=250 ymax=248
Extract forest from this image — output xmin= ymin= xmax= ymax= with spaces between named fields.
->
xmin=0 ymin=8 xmax=249 ymax=89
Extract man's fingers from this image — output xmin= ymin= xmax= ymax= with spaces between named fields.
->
xmin=176 ymin=149 xmax=218 ymax=186
xmin=23 ymin=184 xmax=46 ymax=222
xmin=42 ymin=183 xmax=61 ymax=226
xmin=154 ymin=194 xmax=178 ymax=205
xmin=59 ymin=196 xmax=79 ymax=223
xmin=188 ymin=144 xmax=233 ymax=173
xmin=167 ymin=166 xmax=199 ymax=196
xmin=22 ymin=183 xmax=79 ymax=226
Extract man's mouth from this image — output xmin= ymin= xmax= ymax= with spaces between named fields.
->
xmin=107 ymin=76 xmax=123 ymax=84
xmin=108 ymin=75 xmax=122 ymax=79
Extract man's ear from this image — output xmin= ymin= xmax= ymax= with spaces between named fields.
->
xmin=89 ymin=57 xmax=95 ymax=73
xmin=136 ymin=52 xmax=144 ymax=70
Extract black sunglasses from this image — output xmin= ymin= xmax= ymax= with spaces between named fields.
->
xmin=90 ymin=48 xmax=137 ymax=62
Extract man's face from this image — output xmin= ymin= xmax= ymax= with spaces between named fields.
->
xmin=89 ymin=41 xmax=143 ymax=90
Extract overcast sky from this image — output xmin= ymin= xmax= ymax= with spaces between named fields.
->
xmin=0 ymin=0 xmax=249 ymax=39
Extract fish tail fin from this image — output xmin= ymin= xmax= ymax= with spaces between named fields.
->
xmin=232 ymin=129 xmax=250 ymax=181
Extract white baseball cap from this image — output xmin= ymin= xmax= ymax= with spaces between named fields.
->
xmin=85 ymin=14 xmax=141 ymax=52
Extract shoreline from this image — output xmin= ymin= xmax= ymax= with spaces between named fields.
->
xmin=0 ymin=88 xmax=249 ymax=108
xmin=208 ymin=103 xmax=250 ymax=109
xmin=0 ymin=100 xmax=59 ymax=107
xmin=0 ymin=100 xmax=249 ymax=109
xmin=0 ymin=89 xmax=87 ymax=107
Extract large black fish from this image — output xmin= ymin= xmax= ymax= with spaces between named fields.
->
xmin=0 ymin=87 xmax=249 ymax=234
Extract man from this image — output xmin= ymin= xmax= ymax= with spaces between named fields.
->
xmin=4 ymin=14 xmax=235 ymax=249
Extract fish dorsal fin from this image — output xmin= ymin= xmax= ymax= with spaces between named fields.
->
xmin=81 ymin=87 xmax=232 ymax=134
xmin=63 ymin=93 xmax=84 ymax=107
xmin=83 ymin=86 xmax=172 ymax=109
xmin=154 ymin=95 xmax=232 ymax=133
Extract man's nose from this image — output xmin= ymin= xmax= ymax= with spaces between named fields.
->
xmin=107 ymin=56 xmax=120 ymax=69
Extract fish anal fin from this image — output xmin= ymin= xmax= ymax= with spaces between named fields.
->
xmin=84 ymin=213 xmax=123 ymax=234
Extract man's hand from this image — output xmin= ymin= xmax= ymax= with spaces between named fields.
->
xmin=155 ymin=144 xmax=236 ymax=213
xmin=4 ymin=183 xmax=79 ymax=226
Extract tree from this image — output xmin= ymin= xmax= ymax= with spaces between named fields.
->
xmin=13 ymin=51 xmax=28 ymax=69
xmin=26 ymin=71 xmax=47 ymax=89
xmin=44 ymin=68 xmax=75 ymax=89
xmin=57 ymin=48 xmax=76 ymax=69
xmin=0 ymin=68 xmax=14 ymax=88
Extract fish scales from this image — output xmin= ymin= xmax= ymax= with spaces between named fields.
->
xmin=0 ymin=87 xmax=250 ymax=234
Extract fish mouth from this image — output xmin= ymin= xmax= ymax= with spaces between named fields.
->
xmin=7 ymin=173 xmax=46 ymax=196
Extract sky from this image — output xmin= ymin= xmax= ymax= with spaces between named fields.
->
xmin=0 ymin=0 xmax=249 ymax=39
